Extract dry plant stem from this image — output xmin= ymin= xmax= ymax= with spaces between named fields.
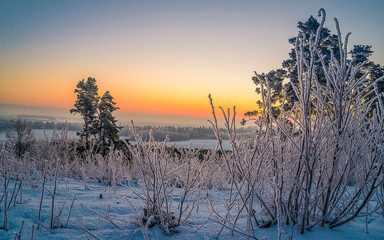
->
xmin=7 ymin=176 xmax=19 ymax=210
xmin=81 ymin=203 xmax=124 ymax=230
xmin=65 ymin=193 xmax=77 ymax=228
xmin=209 ymin=217 xmax=259 ymax=240
xmin=13 ymin=180 xmax=22 ymax=206
xmin=50 ymin=159 xmax=59 ymax=229
xmin=0 ymin=189 xmax=5 ymax=205
xmin=37 ymin=165 xmax=47 ymax=230
xmin=122 ymin=195 xmax=155 ymax=239
xmin=295 ymin=24 xmax=322 ymax=233
xmin=3 ymin=181 xmax=9 ymax=231
xmin=29 ymin=214 xmax=54 ymax=234
xmin=76 ymin=224 xmax=101 ymax=240
xmin=30 ymin=225 xmax=34 ymax=240
xmin=56 ymin=201 xmax=66 ymax=228
xmin=14 ymin=220 xmax=24 ymax=240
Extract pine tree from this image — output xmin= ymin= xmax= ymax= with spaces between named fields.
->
xmin=98 ymin=91 xmax=121 ymax=146
xmin=70 ymin=77 xmax=100 ymax=146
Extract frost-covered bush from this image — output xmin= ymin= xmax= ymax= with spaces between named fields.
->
xmin=0 ymin=144 xmax=35 ymax=231
xmin=201 ymin=152 xmax=229 ymax=190
xmin=208 ymin=8 xmax=384 ymax=239
xmin=93 ymin=146 xmax=129 ymax=194
xmin=126 ymin=128 xmax=208 ymax=236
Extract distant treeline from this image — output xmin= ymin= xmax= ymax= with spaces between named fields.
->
xmin=0 ymin=118 xmax=255 ymax=142
xmin=120 ymin=125 xmax=255 ymax=141
xmin=0 ymin=119 xmax=82 ymax=132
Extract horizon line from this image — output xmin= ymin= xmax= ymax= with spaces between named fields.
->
xmin=0 ymin=102 xmax=234 ymax=127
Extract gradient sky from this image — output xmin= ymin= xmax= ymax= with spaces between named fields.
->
xmin=1 ymin=0 xmax=383 ymax=125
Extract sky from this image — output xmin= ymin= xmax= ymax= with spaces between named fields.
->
xmin=1 ymin=0 xmax=383 ymax=126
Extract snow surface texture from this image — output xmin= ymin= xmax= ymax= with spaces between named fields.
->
xmin=1 ymin=179 xmax=383 ymax=239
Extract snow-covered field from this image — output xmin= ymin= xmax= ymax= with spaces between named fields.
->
xmin=168 ymin=139 xmax=231 ymax=151
xmin=1 ymin=178 xmax=383 ymax=240
xmin=1 ymin=131 xmax=230 ymax=150
xmin=128 ymin=139 xmax=231 ymax=151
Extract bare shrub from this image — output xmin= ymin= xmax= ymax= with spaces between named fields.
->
xmin=125 ymin=127 xmax=208 ymax=236
xmin=93 ymin=146 xmax=129 ymax=194
xmin=0 ymin=144 xmax=34 ymax=231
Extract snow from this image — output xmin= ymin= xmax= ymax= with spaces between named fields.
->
xmin=123 ymin=139 xmax=232 ymax=151
xmin=168 ymin=139 xmax=231 ymax=151
xmin=1 ymin=179 xmax=383 ymax=239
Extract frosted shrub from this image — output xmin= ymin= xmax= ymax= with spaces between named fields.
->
xmin=0 ymin=145 xmax=35 ymax=231
xmin=28 ymin=127 xmax=78 ymax=183
xmin=126 ymin=127 xmax=208 ymax=236
xmin=208 ymin=98 xmax=275 ymax=239
xmin=201 ymin=153 xmax=229 ymax=190
xmin=0 ymin=144 xmax=14 ymax=231
xmin=208 ymin=8 xmax=384 ymax=239
xmin=93 ymin=146 xmax=129 ymax=194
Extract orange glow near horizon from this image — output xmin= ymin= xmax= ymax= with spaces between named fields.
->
xmin=0 ymin=67 xmax=257 ymax=121
xmin=0 ymin=47 xmax=260 ymax=122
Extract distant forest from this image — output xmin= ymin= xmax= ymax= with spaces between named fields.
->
xmin=120 ymin=125 xmax=255 ymax=141
xmin=0 ymin=118 xmax=255 ymax=141
xmin=0 ymin=118 xmax=83 ymax=132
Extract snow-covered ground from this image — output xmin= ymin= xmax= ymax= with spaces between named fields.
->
xmin=1 ymin=179 xmax=383 ymax=239
xmin=168 ymin=139 xmax=231 ymax=151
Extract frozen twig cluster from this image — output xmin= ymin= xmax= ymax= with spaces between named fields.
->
xmin=125 ymin=125 xmax=210 ymax=236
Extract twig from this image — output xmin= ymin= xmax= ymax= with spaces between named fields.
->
xmin=55 ymin=201 xmax=66 ymax=228
xmin=29 ymin=214 xmax=54 ymax=234
xmin=3 ymin=191 xmax=8 ymax=231
xmin=50 ymin=159 xmax=59 ymax=229
xmin=30 ymin=225 xmax=35 ymax=240
xmin=76 ymin=224 xmax=101 ymax=240
xmin=37 ymin=166 xmax=47 ymax=230
xmin=14 ymin=220 xmax=24 ymax=240
xmin=209 ymin=217 xmax=259 ymax=239
xmin=81 ymin=203 xmax=124 ymax=230
xmin=7 ymin=178 xmax=18 ymax=210
xmin=65 ymin=193 xmax=77 ymax=228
